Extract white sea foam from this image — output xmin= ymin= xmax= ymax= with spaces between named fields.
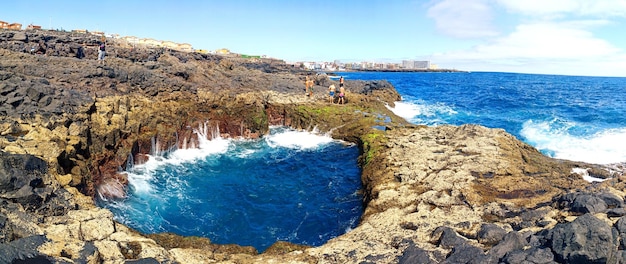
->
xmin=126 ymin=123 xmax=231 ymax=194
xmin=571 ymin=168 xmax=607 ymax=183
xmin=265 ymin=127 xmax=334 ymax=150
xmin=521 ymin=120 xmax=626 ymax=164
xmin=386 ymin=101 xmax=456 ymax=124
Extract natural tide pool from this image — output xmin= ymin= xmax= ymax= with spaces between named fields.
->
xmin=99 ymin=126 xmax=363 ymax=252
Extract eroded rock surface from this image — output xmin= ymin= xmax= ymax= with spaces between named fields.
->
xmin=1 ymin=29 xmax=625 ymax=263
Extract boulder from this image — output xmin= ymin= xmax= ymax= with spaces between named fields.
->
xmin=501 ymin=247 xmax=557 ymax=264
xmin=487 ymin=231 xmax=528 ymax=260
xmin=549 ymin=214 xmax=618 ymax=263
xmin=432 ymin=226 xmax=469 ymax=249
xmin=0 ymin=235 xmax=52 ymax=263
xmin=0 ymin=152 xmax=50 ymax=209
xmin=477 ymin=223 xmax=507 ymax=246
xmin=557 ymin=192 xmax=609 ymax=214
xmin=398 ymin=242 xmax=436 ymax=264
xmin=442 ymin=244 xmax=489 ymax=264
xmin=615 ymin=216 xmax=626 ymax=248
xmin=12 ymin=32 xmax=27 ymax=42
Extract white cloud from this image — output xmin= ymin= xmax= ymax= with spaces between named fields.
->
xmin=431 ymin=21 xmax=626 ymax=76
xmin=496 ymin=0 xmax=626 ymax=17
xmin=426 ymin=0 xmax=499 ymax=39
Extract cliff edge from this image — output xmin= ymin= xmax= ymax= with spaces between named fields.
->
xmin=1 ymin=29 xmax=626 ymax=263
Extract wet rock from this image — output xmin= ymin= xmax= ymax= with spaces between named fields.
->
xmin=549 ymin=213 xmax=618 ymax=263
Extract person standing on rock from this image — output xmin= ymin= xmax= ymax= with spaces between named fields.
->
xmin=339 ymin=76 xmax=344 ymax=89
xmin=305 ymin=76 xmax=314 ymax=97
xmin=328 ymin=84 xmax=336 ymax=104
xmin=97 ymin=42 xmax=106 ymax=64
xmin=338 ymin=84 xmax=346 ymax=104
xmin=305 ymin=76 xmax=310 ymax=96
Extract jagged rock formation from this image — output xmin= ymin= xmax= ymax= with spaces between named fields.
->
xmin=1 ymin=29 xmax=625 ymax=263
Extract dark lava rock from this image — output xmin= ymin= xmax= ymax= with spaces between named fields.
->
xmin=598 ymin=192 xmax=624 ymax=209
xmin=432 ymin=226 xmax=469 ymax=249
xmin=125 ymin=258 xmax=160 ymax=264
xmin=501 ymin=247 xmax=557 ymax=264
xmin=0 ymin=235 xmax=52 ymax=263
xmin=549 ymin=213 xmax=619 ymax=263
xmin=398 ymin=242 xmax=436 ymax=264
xmin=615 ymin=216 xmax=626 ymax=248
xmin=477 ymin=223 xmax=507 ymax=246
xmin=76 ymin=242 xmax=99 ymax=264
xmin=0 ymin=211 xmax=10 ymax=244
xmin=571 ymin=194 xmax=608 ymax=214
xmin=487 ymin=231 xmax=528 ymax=260
xmin=618 ymin=251 xmax=626 ymax=264
xmin=0 ymin=152 xmax=49 ymax=209
xmin=608 ymin=208 xmax=626 ymax=218
xmin=441 ymin=243 xmax=490 ymax=264
xmin=557 ymin=192 xmax=609 ymax=214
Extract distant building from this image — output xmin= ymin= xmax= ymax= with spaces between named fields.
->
xmin=402 ymin=60 xmax=431 ymax=69
xmin=139 ymin=38 xmax=161 ymax=47
xmin=26 ymin=24 xmax=41 ymax=30
xmin=72 ymin=29 xmax=88 ymax=34
xmin=161 ymin=40 xmax=177 ymax=49
xmin=177 ymin=43 xmax=193 ymax=52
xmin=0 ymin=21 xmax=9 ymax=29
xmin=8 ymin=23 xmax=22 ymax=30
xmin=414 ymin=61 xmax=430 ymax=69
xmin=215 ymin=48 xmax=230 ymax=55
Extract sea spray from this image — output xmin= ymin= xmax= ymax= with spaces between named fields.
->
xmin=521 ymin=120 xmax=626 ymax=164
xmin=341 ymin=71 xmax=626 ymax=165
xmin=101 ymin=126 xmax=363 ymax=252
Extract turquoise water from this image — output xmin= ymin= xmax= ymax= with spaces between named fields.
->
xmin=101 ymin=126 xmax=362 ymax=252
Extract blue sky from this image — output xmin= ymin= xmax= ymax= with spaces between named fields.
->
xmin=2 ymin=0 xmax=626 ymax=77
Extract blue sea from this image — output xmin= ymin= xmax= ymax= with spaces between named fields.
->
xmin=101 ymin=126 xmax=362 ymax=252
xmin=101 ymin=71 xmax=626 ymax=252
xmin=341 ymin=71 xmax=626 ymax=165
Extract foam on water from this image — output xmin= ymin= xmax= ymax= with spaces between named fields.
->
xmin=386 ymin=100 xmax=457 ymax=126
xmin=265 ymin=126 xmax=334 ymax=149
xmin=521 ymin=120 xmax=626 ymax=164
xmin=101 ymin=126 xmax=363 ymax=252
xmin=571 ymin=168 xmax=608 ymax=183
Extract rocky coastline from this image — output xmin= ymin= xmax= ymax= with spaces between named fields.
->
xmin=1 ymin=29 xmax=626 ymax=263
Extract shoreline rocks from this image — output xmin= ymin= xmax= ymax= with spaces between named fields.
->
xmin=1 ymin=29 xmax=626 ymax=263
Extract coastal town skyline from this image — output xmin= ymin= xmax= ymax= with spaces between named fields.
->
xmin=2 ymin=20 xmax=443 ymax=72
xmin=2 ymin=0 xmax=626 ymax=77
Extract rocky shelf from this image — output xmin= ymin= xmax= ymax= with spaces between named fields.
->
xmin=1 ymin=29 xmax=626 ymax=263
